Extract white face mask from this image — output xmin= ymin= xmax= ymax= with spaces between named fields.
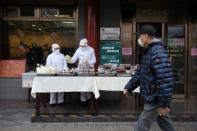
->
xmin=54 ymin=49 xmax=60 ymax=54
xmin=138 ymin=38 xmax=145 ymax=47
xmin=80 ymin=46 xmax=87 ymax=51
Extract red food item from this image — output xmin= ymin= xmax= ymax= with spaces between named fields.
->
xmin=116 ymin=68 xmax=125 ymax=74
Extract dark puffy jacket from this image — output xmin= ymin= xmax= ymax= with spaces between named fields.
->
xmin=125 ymin=40 xmax=174 ymax=107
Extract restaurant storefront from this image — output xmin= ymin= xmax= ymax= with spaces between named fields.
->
xmin=0 ymin=0 xmax=197 ymax=101
xmin=120 ymin=0 xmax=197 ymax=99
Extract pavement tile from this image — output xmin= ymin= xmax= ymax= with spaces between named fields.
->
xmin=1 ymin=100 xmax=197 ymax=130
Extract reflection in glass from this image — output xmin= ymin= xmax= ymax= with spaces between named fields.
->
xmin=41 ymin=8 xmax=74 ymax=17
xmin=3 ymin=7 xmax=19 ymax=16
xmin=190 ymin=23 xmax=197 ymax=97
xmin=20 ymin=6 xmax=34 ymax=16
xmin=3 ymin=21 xmax=76 ymax=62
xmin=167 ymin=26 xmax=185 ymax=95
xmin=168 ymin=26 xmax=184 ymax=38
xmin=41 ymin=8 xmax=59 ymax=17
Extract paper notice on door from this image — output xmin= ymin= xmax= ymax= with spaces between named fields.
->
xmin=191 ymin=48 xmax=197 ymax=56
xmin=122 ymin=48 xmax=132 ymax=55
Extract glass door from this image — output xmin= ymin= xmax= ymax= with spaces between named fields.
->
xmin=189 ymin=23 xmax=197 ymax=98
xmin=166 ymin=25 xmax=186 ymax=97
xmin=136 ymin=22 xmax=163 ymax=63
xmin=2 ymin=20 xmax=77 ymax=71
xmin=136 ymin=23 xmax=186 ymax=97
xmin=135 ymin=22 xmax=163 ymax=104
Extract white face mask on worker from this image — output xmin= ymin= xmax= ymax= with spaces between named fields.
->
xmin=80 ymin=46 xmax=87 ymax=51
xmin=138 ymin=38 xmax=145 ymax=47
xmin=54 ymin=49 xmax=60 ymax=54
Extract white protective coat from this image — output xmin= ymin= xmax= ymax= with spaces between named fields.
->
xmin=71 ymin=46 xmax=96 ymax=67
xmin=71 ymin=45 xmax=96 ymax=101
xmin=46 ymin=52 xmax=68 ymax=104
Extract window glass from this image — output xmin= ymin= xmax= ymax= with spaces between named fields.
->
xmin=121 ymin=23 xmax=133 ymax=64
xmin=3 ymin=7 xmax=19 ymax=17
xmin=3 ymin=21 xmax=76 ymax=70
xmin=41 ymin=8 xmax=59 ymax=17
xmin=59 ymin=7 xmax=73 ymax=17
xmin=20 ymin=6 xmax=34 ymax=16
xmin=167 ymin=25 xmax=185 ymax=95
xmin=41 ymin=7 xmax=74 ymax=17
xmin=190 ymin=23 xmax=197 ymax=97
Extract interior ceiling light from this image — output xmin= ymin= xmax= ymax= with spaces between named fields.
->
xmin=32 ymin=24 xmax=36 ymax=27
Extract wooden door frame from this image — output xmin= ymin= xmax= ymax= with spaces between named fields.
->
xmin=134 ymin=21 xmax=188 ymax=99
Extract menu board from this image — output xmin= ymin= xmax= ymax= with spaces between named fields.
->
xmin=99 ymin=41 xmax=121 ymax=64
xmin=0 ymin=60 xmax=26 ymax=77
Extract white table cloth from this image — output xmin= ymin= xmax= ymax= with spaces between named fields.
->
xmin=31 ymin=76 xmax=139 ymax=99
xmin=22 ymin=72 xmax=36 ymax=88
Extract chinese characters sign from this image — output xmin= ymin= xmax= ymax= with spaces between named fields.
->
xmin=100 ymin=41 xmax=121 ymax=64
xmin=100 ymin=27 xmax=120 ymax=40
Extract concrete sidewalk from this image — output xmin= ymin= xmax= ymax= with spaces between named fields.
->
xmin=0 ymin=100 xmax=197 ymax=131
xmin=0 ymin=122 xmax=197 ymax=131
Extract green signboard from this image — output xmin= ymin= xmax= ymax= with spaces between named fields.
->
xmin=99 ymin=41 xmax=121 ymax=64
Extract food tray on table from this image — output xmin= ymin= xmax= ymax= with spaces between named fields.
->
xmin=57 ymin=73 xmax=76 ymax=76
xmin=88 ymin=72 xmax=96 ymax=76
xmin=97 ymin=72 xmax=116 ymax=76
xmin=77 ymin=72 xmax=96 ymax=76
xmin=116 ymin=73 xmax=131 ymax=77
xmin=36 ymin=73 xmax=56 ymax=76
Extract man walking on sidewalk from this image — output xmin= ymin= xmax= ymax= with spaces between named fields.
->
xmin=123 ymin=25 xmax=176 ymax=131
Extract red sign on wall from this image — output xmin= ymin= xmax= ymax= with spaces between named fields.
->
xmin=122 ymin=48 xmax=132 ymax=56
xmin=0 ymin=60 xmax=26 ymax=77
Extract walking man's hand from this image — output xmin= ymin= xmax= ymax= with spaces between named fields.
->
xmin=123 ymin=89 xmax=128 ymax=96
xmin=157 ymin=107 xmax=171 ymax=116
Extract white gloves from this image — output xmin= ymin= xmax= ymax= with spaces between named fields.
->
xmin=65 ymin=55 xmax=73 ymax=63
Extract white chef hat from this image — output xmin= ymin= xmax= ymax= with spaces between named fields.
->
xmin=79 ymin=38 xmax=88 ymax=46
xmin=52 ymin=43 xmax=60 ymax=51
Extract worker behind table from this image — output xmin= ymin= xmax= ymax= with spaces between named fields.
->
xmin=71 ymin=38 xmax=96 ymax=103
xmin=46 ymin=43 xmax=68 ymax=106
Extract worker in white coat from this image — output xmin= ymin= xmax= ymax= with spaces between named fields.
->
xmin=46 ymin=43 xmax=68 ymax=105
xmin=71 ymin=38 xmax=96 ymax=102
